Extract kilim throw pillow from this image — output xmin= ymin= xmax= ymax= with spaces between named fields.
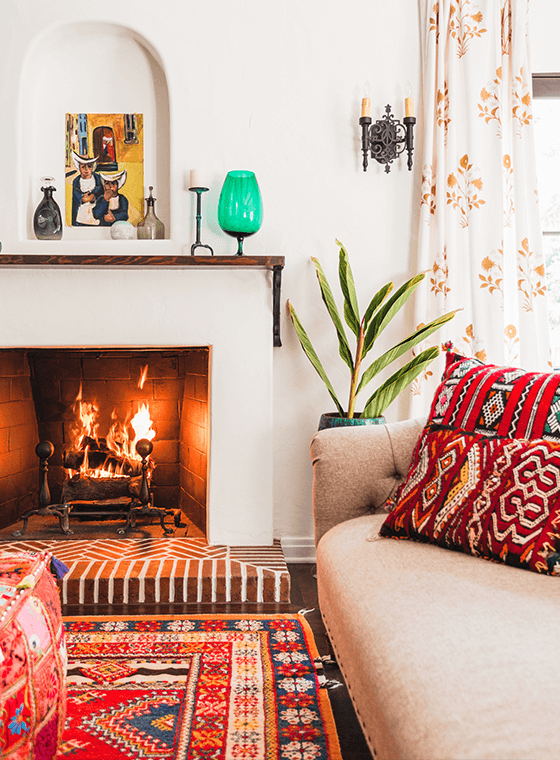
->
xmin=380 ymin=426 xmax=560 ymax=575
xmin=428 ymin=351 xmax=560 ymax=440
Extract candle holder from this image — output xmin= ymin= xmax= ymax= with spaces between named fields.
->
xmin=359 ymin=104 xmax=416 ymax=174
xmin=189 ymin=186 xmax=214 ymax=255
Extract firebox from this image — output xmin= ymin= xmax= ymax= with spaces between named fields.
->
xmin=0 ymin=347 xmax=210 ymax=535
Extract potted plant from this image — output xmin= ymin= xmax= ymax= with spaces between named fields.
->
xmin=288 ymin=240 xmax=457 ymax=429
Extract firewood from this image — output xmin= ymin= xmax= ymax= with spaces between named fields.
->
xmin=62 ymin=450 xmax=143 ymax=476
xmin=61 ymin=474 xmax=136 ymax=502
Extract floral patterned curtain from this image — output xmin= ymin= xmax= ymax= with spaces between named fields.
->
xmin=411 ymin=0 xmax=550 ymax=414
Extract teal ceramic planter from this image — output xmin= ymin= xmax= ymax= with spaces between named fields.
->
xmin=318 ymin=413 xmax=386 ymax=431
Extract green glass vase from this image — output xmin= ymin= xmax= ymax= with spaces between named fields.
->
xmin=218 ymin=170 xmax=263 ymax=255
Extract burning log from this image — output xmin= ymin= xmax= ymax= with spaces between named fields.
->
xmin=62 ymin=449 xmax=143 ymax=476
xmin=61 ymin=474 xmax=144 ymax=503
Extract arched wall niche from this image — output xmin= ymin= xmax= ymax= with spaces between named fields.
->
xmin=18 ymin=21 xmax=171 ymax=244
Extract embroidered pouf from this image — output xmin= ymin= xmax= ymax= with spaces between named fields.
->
xmin=0 ymin=551 xmax=67 ymax=759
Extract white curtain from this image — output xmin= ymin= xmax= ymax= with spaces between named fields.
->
xmin=411 ymin=0 xmax=550 ymax=414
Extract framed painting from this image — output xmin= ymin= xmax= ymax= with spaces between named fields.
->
xmin=65 ymin=113 xmax=144 ymax=228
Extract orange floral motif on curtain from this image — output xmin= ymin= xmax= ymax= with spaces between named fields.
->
xmin=410 ymin=326 xmax=436 ymax=397
xmin=517 ymin=237 xmax=546 ymax=312
xmin=501 ymin=0 xmax=512 ymax=55
xmin=447 ymin=154 xmax=485 ymax=227
xmin=431 ymin=247 xmax=450 ymax=298
xmin=504 ymin=324 xmax=519 ymax=364
xmin=459 ymin=324 xmax=487 ymax=362
xmin=421 ymin=164 xmax=437 ymax=218
xmin=479 ymin=246 xmax=504 ymax=308
xmin=479 ymin=68 xmax=502 ymax=137
xmin=503 ymin=154 xmax=514 ymax=227
xmin=437 ymin=85 xmax=451 ymax=144
xmin=512 ymin=67 xmax=532 ymax=135
xmin=429 ymin=3 xmax=441 ymax=43
xmin=449 ymin=0 xmax=487 ymax=57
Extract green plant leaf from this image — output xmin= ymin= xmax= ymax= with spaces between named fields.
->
xmin=311 ymin=257 xmax=354 ymax=371
xmin=288 ymin=301 xmax=344 ymax=416
xmin=336 ymin=240 xmax=360 ymax=338
xmin=360 ymin=346 xmax=439 ymax=418
xmin=362 ymin=282 xmax=393 ymax=335
xmin=356 ymin=310 xmax=458 ymax=395
xmin=362 ymin=273 xmax=425 ymax=357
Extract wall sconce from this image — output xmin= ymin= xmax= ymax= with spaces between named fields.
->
xmin=359 ymin=84 xmax=416 ymax=173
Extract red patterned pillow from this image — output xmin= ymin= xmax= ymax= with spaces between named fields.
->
xmin=429 ymin=352 xmax=560 ymax=440
xmin=380 ymin=426 xmax=560 ymax=574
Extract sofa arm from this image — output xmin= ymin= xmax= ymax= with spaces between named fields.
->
xmin=311 ymin=417 xmax=425 ymax=546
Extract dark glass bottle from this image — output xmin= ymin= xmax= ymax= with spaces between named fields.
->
xmin=137 ymin=186 xmax=165 ymax=239
xmin=33 ymin=178 xmax=63 ymax=240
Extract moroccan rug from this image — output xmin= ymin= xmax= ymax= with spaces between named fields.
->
xmin=57 ymin=614 xmax=342 ymax=759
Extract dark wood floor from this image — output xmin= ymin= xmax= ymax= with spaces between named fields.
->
xmin=288 ymin=564 xmax=374 ymax=760
xmin=62 ymin=563 xmax=373 ymax=760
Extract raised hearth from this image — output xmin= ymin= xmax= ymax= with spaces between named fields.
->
xmin=0 ymin=533 xmax=290 ymax=606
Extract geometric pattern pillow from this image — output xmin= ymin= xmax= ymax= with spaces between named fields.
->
xmin=380 ymin=426 xmax=560 ymax=574
xmin=428 ymin=351 xmax=560 ymax=440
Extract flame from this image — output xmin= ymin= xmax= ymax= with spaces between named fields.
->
xmin=73 ymin=384 xmax=100 ymax=449
xmin=68 ymin=367 xmax=156 ymax=478
xmin=138 ymin=364 xmax=148 ymax=389
xmin=131 ymin=403 xmax=156 ymax=444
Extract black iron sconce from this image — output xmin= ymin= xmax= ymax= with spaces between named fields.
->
xmin=359 ymin=92 xmax=416 ymax=174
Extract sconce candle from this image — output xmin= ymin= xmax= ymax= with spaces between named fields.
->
xmin=359 ymin=104 xmax=416 ymax=173
xmin=405 ymin=97 xmax=414 ymax=118
xmin=361 ymin=98 xmax=371 ymax=118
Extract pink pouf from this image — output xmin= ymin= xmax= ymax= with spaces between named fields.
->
xmin=0 ymin=551 xmax=67 ymax=759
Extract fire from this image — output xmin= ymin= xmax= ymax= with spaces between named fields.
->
xmin=131 ymin=403 xmax=156 ymax=444
xmin=74 ymin=385 xmax=100 ymax=448
xmin=67 ymin=367 xmax=156 ymax=479
xmin=138 ymin=364 xmax=148 ymax=389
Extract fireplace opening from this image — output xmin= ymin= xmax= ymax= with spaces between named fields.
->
xmin=0 ymin=347 xmax=210 ymax=536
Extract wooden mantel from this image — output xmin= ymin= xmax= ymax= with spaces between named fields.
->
xmin=0 ymin=254 xmax=286 ymax=347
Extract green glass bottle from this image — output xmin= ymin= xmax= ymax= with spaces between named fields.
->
xmin=218 ymin=171 xmax=263 ymax=255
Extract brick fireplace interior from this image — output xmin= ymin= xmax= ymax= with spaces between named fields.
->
xmin=0 ymin=347 xmax=210 ymax=535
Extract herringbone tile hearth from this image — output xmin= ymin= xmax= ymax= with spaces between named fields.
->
xmin=0 ymin=533 xmax=290 ymax=606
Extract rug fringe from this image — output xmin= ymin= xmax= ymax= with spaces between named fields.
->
xmin=319 ymin=678 xmax=343 ymax=690
xmin=297 ymin=607 xmax=315 ymax=616
xmin=314 ymin=654 xmax=337 ymax=666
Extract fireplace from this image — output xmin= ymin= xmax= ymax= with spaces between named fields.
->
xmin=0 ymin=346 xmax=210 ymax=535
xmin=0 ymin=259 xmax=275 ymax=546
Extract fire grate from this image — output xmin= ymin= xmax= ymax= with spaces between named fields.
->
xmin=13 ymin=438 xmax=184 ymax=537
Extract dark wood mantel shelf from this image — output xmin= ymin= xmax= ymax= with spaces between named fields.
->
xmin=0 ymin=254 xmax=286 ymax=347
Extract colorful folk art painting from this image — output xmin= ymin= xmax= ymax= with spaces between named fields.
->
xmin=65 ymin=114 xmax=144 ymax=228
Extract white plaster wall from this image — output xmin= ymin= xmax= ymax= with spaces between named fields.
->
xmin=0 ymin=0 xmax=424 ymax=552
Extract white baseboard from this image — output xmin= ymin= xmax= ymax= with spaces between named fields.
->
xmin=280 ymin=536 xmax=316 ymax=563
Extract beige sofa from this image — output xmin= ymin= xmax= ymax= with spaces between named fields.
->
xmin=312 ymin=418 xmax=560 ymax=760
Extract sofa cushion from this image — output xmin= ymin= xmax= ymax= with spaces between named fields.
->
xmin=380 ymin=426 xmax=560 ymax=574
xmin=428 ymin=351 xmax=560 ymax=440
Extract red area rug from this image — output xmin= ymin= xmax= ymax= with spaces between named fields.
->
xmin=57 ymin=614 xmax=341 ymax=759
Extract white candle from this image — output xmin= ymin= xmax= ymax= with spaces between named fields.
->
xmin=361 ymin=81 xmax=371 ymax=118
xmin=405 ymin=81 xmax=414 ymax=118
xmin=190 ymin=169 xmax=202 ymax=188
